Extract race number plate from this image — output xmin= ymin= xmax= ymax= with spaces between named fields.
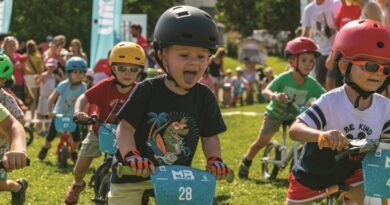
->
xmin=54 ymin=116 xmax=76 ymax=132
xmin=362 ymin=142 xmax=390 ymax=198
xmin=151 ymin=165 xmax=216 ymax=205
xmin=98 ymin=123 xmax=118 ymax=154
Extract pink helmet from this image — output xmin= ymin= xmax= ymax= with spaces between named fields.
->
xmin=284 ymin=37 xmax=320 ymax=58
xmin=332 ymin=19 xmax=390 ymax=62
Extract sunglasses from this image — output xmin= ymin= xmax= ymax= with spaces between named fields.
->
xmin=114 ymin=65 xmax=142 ymax=73
xmin=341 ymin=60 xmax=390 ymax=76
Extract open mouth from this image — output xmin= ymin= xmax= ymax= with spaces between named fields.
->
xmin=183 ymin=70 xmax=198 ymax=84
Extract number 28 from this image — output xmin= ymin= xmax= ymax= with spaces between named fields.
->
xmin=179 ymin=187 xmax=192 ymax=201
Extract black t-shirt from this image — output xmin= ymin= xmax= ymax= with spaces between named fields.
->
xmin=112 ymin=76 xmax=227 ymax=183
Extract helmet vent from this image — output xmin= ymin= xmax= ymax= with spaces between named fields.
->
xmin=135 ymin=57 xmax=141 ymax=60
xmin=176 ymin=11 xmax=190 ymax=18
xmin=181 ymin=33 xmax=192 ymax=39
xmin=135 ymin=45 xmax=141 ymax=49
xmin=358 ymin=20 xmax=365 ymax=24
xmin=377 ymin=41 xmax=384 ymax=48
xmin=3 ymin=66 xmax=9 ymax=73
xmin=172 ymin=6 xmax=182 ymax=10
xmin=373 ymin=23 xmax=379 ymax=28
xmin=119 ymin=55 xmax=125 ymax=58
xmin=204 ymin=14 xmax=212 ymax=20
xmin=0 ymin=58 xmax=3 ymax=62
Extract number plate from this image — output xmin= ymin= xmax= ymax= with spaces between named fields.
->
xmin=151 ymin=165 xmax=216 ymax=205
xmin=98 ymin=123 xmax=118 ymax=154
xmin=362 ymin=142 xmax=390 ymax=198
xmin=54 ymin=116 xmax=76 ymax=132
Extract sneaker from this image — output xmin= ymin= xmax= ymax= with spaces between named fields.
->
xmin=238 ymin=159 xmax=250 ymax=179
xmin=65 ymin=181 xmax=86 ymax=204
xmin=38 ymin=146 xmax=50 ymax=161
xmin=71 ymin=152 xmax=78 ymax=164
xmin=11 ymin=179 xmax=28 ymax=205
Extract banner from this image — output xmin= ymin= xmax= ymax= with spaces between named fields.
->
xmin=90 ymin=0 xmax=122 ymax=69
xmin=0 ymin=0 xmax=13 ymax=33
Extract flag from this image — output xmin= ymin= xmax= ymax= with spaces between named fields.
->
xmin=0 ymin=0 xmax=13 ymax=33
xmin=90 ymin=0 xmax=122 ymax=69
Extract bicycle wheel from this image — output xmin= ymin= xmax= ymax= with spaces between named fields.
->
xmin=95 ymin=172 xmax=111 ymax=205
xmin=262 ymin=141 xmax=281 ymax=180
xmin=24 ymin=126 xmax=34 ymax=146
xmin=93 ymin=163 xmax=110 ymax=197
xmin=58 ymin=145 xmax=68 ymax=167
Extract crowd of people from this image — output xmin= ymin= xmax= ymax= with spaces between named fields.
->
xmin=0 ymin=1 xmax=388 ymax=205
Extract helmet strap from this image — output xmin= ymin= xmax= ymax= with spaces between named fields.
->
xmin=294 ymin=55 xmax=308 ymax=78
xmin=344 ymin=63 xmax=375 ymax=108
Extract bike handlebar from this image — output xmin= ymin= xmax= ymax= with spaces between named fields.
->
xmin=116 ymin=163 xmax=235 ymax=183
xmin=73 ymin=115 xmax=99 ymax=125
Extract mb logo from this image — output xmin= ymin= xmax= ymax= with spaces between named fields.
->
xmin=172 ymin=170 xmax=195 ymax=180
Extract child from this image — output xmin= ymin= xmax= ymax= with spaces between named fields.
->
xmin=109 ymin=6 xmax=231 ymax=204
xmin=231 ymin=67 xmax=247 ymax=107
xmin=38 ymin=57 xmax=87 ymax=163
xmin=64 ymin=42 xmax=145 ymax=204
xmin=258 ymin=67 xmax=275 ymax=103
xmin=238 ymin=37 xmax=326 ymax=179
xmin=286 ymin=19 xmax=390 ymax=205
xmin=35 ymin=58 xmax=59 ymax=136
xmin=0 ymin=54 xmax=28 ymax=205
xmin=222 ymin=69 xmax=233 ymax=107
xmin=199 ymin=69 xmax=215 ymax=95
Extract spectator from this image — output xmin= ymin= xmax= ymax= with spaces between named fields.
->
xmin=38 ymin=35 xmax=53 ymax=54
xmin=376 ymin=0 xmax=390 ymax=26
xmin=67 ymin=38 xmax=88 ymax=63
xmin=335 ymin=0 xmax=361 ymax=30
xmin=1 ymin=36 xmax=25 ymax=101
xmin=348 ymin=0 xmax=383 ymax=22
xmin=243 ymin=58 xmax=259 ymax=105
xmin=208 ymin=47 xmax=225 ymax=100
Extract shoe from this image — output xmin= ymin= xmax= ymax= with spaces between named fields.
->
xmin=38 ymin=146 xmax=50 ymax=161
xmin=65 ymin=181 xmax=86 ymax=204
xmin=71 ymin=152 xmax=78 ymax=164
xmin=11 ymin=179 xmax=28 ymax=205
xmin=238 ymin=158 xmax=250 ymax=179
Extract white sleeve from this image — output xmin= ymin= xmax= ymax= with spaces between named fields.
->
xmin=298 ymin=94 xmax=329 ymax=130
xmin=382 ymin=101 xmax=390 ymax=139
xmin=301 ymin=5 xmax=311 ymax=27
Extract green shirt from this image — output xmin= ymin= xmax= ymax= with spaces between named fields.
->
xmin=0 ymin=103 xmax=9 ymax=122
xmin=266 ymin=71 xmax=326 ymax=121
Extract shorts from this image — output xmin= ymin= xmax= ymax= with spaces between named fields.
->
xmin=211 ymin=76 xmax=222 ymax=86
xmin=314 ymin=55 xmax=328 ymax=86
xmin=286 ymin=169 xmax=363 ymax=203
xmin=37 ymin=96 xmax=49 ymax=116
xmin=259 ymin=114 xmax=283 ymax=136
xmin=79 ymin=131 xmax=101 ymax=158
xmin=108 ymin=180 xmax=153 ymax=205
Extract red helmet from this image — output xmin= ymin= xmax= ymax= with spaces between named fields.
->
xmin=284 ymin=37 xmax=320 ymax=58
xmin=332 ymin=19 xmax=390 ymax=62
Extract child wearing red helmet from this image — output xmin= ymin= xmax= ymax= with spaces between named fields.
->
xmin=238 ymin=37 xmax=326 ymax=179
xmin=286 ymin=19 xmax=390 ymax=204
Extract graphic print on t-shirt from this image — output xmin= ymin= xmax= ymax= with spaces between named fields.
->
xmin=146 ymin=112 xmax=200 ymax=165
xmin=106 ymin=99 xmax=125 ymax=123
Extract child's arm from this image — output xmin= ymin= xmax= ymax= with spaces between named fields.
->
xmin=73 ymin=94 xmax=90 ymax=121
xmin=47 ymin=91 xmax=59 ymax=118
xmin=289 ymin=119 xmax=348 ymax=151
xmin=1 ymin=114 xmax=28 ymax=170
xmin=262 ymin=87 xmax=288 ymax=103
xmin=201 ymin=136 xmax=230 ymax=179
xmin=117 ymin=119 xmax=155 ymax=177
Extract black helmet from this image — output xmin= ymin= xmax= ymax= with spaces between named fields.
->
xmin=153 ymin=5 xmax=219 ymax=53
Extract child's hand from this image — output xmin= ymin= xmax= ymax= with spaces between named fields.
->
xmin=123 ymin=149 xmax=155 ymax=178
xmin=206 ymin=156 xmax=230 ymax=180
xmin=46 ymin=112 xmax=56 ymax=119
xmin=272 ymin=93 xmax=288 ymax=103
xmin=318 ymin=130 xmax=348 ymax=151
xmin=73 ymin=112 xmax=89 ymax=122
xmin=2 ymin=151 xmax=28 ymax=171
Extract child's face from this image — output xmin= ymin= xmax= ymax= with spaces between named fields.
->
xmin=163 ymin=45 xmax=209 ymax=89
xmin=112 ymin=63 xmax=142 ymax=86
xmin=295 ymin=53 xmax=316 ymax=75
xmin=347 ymin=59 xmax=389 ymax=92
xmin=69 ymin=70 xmax=86 ymax=84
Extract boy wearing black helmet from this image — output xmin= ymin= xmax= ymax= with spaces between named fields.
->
xmin=109 ymin=6 xmax=231 ymax=204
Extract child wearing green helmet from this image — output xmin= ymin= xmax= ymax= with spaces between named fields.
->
xmin=109 ymin=5 xmax=231 ymax=205
xmin=38 ymin=56 xmax=87 ymax=163
xmin=0 ymin=53 xmax=29 ymax=205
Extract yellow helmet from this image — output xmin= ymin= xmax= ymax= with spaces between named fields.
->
xmin=109 ymin=42 xmax=146 ymax=66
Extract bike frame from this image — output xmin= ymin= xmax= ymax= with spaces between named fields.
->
xmin=262 ymin=121 xmax=300 ymax=168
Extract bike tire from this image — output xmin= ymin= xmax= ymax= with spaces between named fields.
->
xmin=93 ymin=163 xmax=110 ymax=197
xmin=262 ymin=141 xmax=281 ymax=180
xmin=24 ymin=126 xmax=34 ymax=146
xmin=95 ymin=172 xmax=111 ymax=205
xmin=58 ymin=145 xmax=68 ymax=167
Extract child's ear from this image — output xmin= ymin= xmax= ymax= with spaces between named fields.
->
xmin=337 ymin=61 xmax=348 ymax=75
xmin=288 ymin=56 xmax=296 ymax=66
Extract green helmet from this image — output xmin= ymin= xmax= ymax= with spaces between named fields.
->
xmin=153 ymin=5 xmax=219 ymax=53
xmin=0 ymin=54 xmax=14 ymax=79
